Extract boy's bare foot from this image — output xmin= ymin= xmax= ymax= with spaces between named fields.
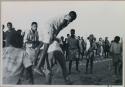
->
xmin=33 ymin=68 xmax=45 ymax=77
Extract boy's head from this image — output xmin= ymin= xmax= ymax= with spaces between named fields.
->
xmin=69 ymin=11 xmax=77 ymax=22
xmin=81 ymin=37 xmax=83 ymax=40
xmin=78 ymin=36 xmax=80 ymax=39
xmin=89 ymin=34 xmax=94 ymax=41
xmin=31 ymin=22 xmax=38 ymax=31
xmin=7 ymin=22 xmax=12 ymax=30
xmin=105 ymin=37 xmax=108 ymax=40
xmin=93 ymin=38 xmax=96 ymax=42
xmin=17 ymin=29 xmax=22 ymax=35
xmin=70 ymin=29 xmax=75 ymax=35
xmin=99 ymin=37 xmax=102 ymax=41
xmin=67 ymin=34 xmax=70 ymax=38
xmin=114 ymin=36 xmax=120 ymax=43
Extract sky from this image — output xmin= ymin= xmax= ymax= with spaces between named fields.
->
xmin=1 ymin=1 xmax=125 ymax=41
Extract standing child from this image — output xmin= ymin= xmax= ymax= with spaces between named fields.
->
xmin=25 ymin=22 xmax=43 ymax=65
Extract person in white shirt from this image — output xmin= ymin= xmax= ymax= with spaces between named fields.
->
xmin=34 ymin=11 xmax=77 ymax=84
xmin=25 ymin=22 xmax=43 ymax=65
xmin=98 ymin=38 xmax=104 ymax=57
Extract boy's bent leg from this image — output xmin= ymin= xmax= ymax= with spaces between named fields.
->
xmin=53 ymin=51 xmax=72 ymax=84
xmin=76 ymin=58 xmax=80 ymax=72
xmin=34 ymin=44 xmax=49 ymax=75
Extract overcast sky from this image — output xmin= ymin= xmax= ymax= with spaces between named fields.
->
xmin=1 ymin=1 xmax=125 ymax=41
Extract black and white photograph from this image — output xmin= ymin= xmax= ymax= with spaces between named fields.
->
xmin=0 ymin=1 xmax=124 ymax=86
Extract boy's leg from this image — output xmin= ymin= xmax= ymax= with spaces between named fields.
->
xmin=85 ymin=59 xmax=89 ymax=73
xmin=44 ymin=53 xmax=53 ymax=84
xmin=90 ymin=58 xmax=94 ymax=74
xmin=26 ymin=66 xmax=34 ymax=84
xmin=53 ymin=51 xmax=72 ymax=84
xmin=69 ymin=60 xmax=72 ymax=74
xmin=76 ymin=58 xmax=80 ymax=72
xmin=90 ymin=52 xmax=94 ymax=74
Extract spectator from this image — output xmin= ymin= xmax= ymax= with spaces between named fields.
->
xmin=17 ymin=29 xmax=24 ymax=48
xmin=104 ymin=37 xmax=110 ymax=58
xmin=25 ymin=22 xmax=43 ymax=65
xmin=98 ymin=37 xmax=103 ymax=57
xmin=85 ymin=34 xmax=96 ymax=74
xmin=2 ymin=25 xmax=6 ymax=47
xmin=5 ymin=22 xmax=17 ymax=47
xmin=68 ymin=29 xmax=80 ymax=74
xmin=80 ymin=36 xmax=86 ymax=59
xmin=110 ymin=36 xmax=122 ymax=76
xmin=65 ymin=34 xmax=70 ymax=61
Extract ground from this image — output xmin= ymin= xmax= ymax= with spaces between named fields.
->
xmin=21 ymin=56 xmax=122 ymax=85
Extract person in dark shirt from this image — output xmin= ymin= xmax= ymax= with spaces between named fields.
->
xmin=5 ymin=22 xmax=17 ymax=47
xmin=2 ymin=25 xmax=6 ymax=47
xmin=104 ymin=37 xmax=110 ymax=58
xmin=3 ymin=30 xmax=33 ymax=84
xmin=17 ymin=29 xmax=24 ymax=48
xmin=81 ymin=37 xmax=86 ymax=59
xmin=68 ymin=29 xmax=80 ymax=74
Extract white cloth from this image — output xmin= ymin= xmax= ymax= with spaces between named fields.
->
xmin=26 ymin=47 xmax=36 ymax=63
xmin=3 ymin=46 xmax=32 ymax=84
xmin=86 ymin=39 xmax=90 ymax=51
xmin=47 ymin=41 xmax=63 ymax=53
xmin=42 ymin=14 xmax=71 ymax=44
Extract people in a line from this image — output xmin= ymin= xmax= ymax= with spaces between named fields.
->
xmin=3 ymin=31 xmax=33 ymax=84
xmin=34 ymin=11 xmax=77 ymax=84
xmin=68 ymin=29 xmax=80 ymax=74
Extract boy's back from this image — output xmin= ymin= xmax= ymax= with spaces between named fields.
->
xmin=110 ymin=42 xmax=122 ymax=54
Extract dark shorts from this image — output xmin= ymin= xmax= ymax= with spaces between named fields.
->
xmin=68 ymin=49 xmax=79 ymax=61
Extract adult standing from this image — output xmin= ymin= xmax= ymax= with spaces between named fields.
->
xmin=68 ymin=29 xmax=80 ymax=74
